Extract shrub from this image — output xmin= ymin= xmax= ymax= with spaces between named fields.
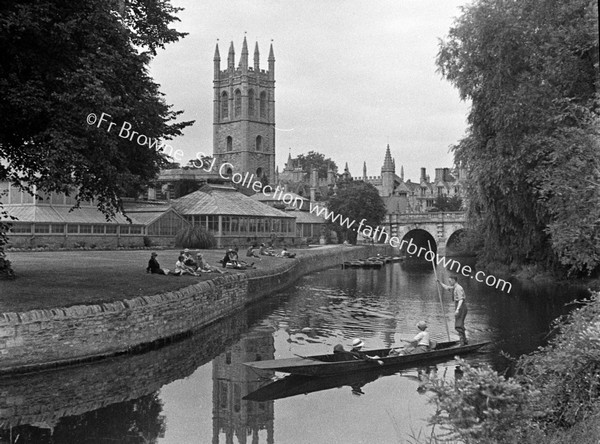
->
xmin=428 ymin=291 xmax=600 ymax=443
xmin=175 ymin=225 xmax=216 ymax=249
xmin=429 ymin=359 xmax=541 ymax=443
xmin=143 ymin=236 xmax=153 ymax=247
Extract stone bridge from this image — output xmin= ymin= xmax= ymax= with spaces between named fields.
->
xmin=384 ymin=211 xmax=467 ymax=256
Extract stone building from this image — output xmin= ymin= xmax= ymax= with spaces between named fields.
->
xmin=213 ymin=37 xmax=276 ymax=184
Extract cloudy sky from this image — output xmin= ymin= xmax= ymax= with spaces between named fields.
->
xmin=150 ymin=0 xmax=471 ymax=182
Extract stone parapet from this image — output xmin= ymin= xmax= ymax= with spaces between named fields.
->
xmin=0 ymin=245 xmax=384 ymax=372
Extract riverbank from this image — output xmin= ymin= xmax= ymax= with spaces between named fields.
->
xmin=2 ymin=247 xmax=318 ymax=312
xmin=430 ymin=290 xmax=600 ymax=444
xmin=0 ymin=244 xmax=386 ymax=373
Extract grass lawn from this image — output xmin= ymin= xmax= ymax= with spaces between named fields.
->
xmin=0 ymin=248 xmax=315 ymax=313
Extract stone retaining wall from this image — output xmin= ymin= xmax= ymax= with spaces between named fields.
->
xmin=0 ymin=245 xmax=383 ymax=372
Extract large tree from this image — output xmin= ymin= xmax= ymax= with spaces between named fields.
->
xmin=295 ymin=151 xmax=337 ymax=179
xmin=326 ymin=180 xmax=386 ymax=244
xmin=437 ymin=0 xmax=600 ymax=275
xmin=0 ymin=0 xmax=192 ymax=218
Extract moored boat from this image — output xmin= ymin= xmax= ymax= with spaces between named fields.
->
xmin=243 ymin=340 xmax=490 ymax=377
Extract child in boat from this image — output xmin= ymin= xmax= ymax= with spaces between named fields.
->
xmin=393 ymin=321 xmax=430 ymax=355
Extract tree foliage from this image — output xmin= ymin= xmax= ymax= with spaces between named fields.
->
xmin=437 ymin=0 xmax=600 ymax=275
xmin=429 ymin=292 xmax=600 ymax=443
xmin=326 ymin=180 xmax=386 ymax=244
xmin=431 ymin=195 xmax=463 ymax=212
xmin=0 ymin=0 xmax=193 ymax=219
xmin=295 ymin=151 xmax=338 ymax=179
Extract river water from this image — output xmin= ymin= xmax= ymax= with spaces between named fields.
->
xmin=0 ymin=261 xmax=589 ymax=444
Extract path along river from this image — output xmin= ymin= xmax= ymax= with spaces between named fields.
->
xmin=0 ymin=260 xmax=589 ymax=444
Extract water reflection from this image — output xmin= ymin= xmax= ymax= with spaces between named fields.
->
xmin=213 ymin=328 xmax=275 ymax=444
xmin=0 ymin=263 xmax=589 ymax=443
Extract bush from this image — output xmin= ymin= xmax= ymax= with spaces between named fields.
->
xmin=143 ymin=236 xmax=153 ymax=247
xmin=0 ymin=253 xmax=15 ymax=280
xmin=427 ymin=291 xmax=600 ymax=443
xmin=175 ymin=225 xmax=216 ymax=249
xmin=429 ymin=360 xmax=541 ymax=443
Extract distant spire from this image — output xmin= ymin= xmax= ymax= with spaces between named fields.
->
xmin=363 ymin=161 xmax=367 ymax=179
xmin=382 ymin=144 xmax=394 ymax=173
xmin=400 ymin=165 xmax=404 ymax=181
xmin=214 ymin=42 xmax=220 ymax=61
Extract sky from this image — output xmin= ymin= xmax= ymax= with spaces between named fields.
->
xmin=149 ymin=0 xmax=471 ymax=183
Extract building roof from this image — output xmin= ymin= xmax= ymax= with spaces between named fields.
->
xmin=2 ymin=205 xmax=135 ymax=225
xmin=171 ymin=185 xmax=295 ymax=218
xmin=287 ymin=209 xmax=326 ymax=224
xmin=122 ymin=201 xmax=182 ymax=225
xmin=252 ymin=190 xmax=309 ymax=211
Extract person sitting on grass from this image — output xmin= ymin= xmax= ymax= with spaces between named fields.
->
xmin=247 ymin=244 xmax=261 ymax=260
xmin=229 ymin=247 xmax=240 ymax=264
xmin=259 ymin=243 xmax=276 ymax=256
xmin=146 ymin=252 xmax=169 ymax=275
xmin=196 ymin=253 xmax=227 ymax=274
xmin=182 ymin=248 xmax=197 ymax=269
xmin=279 ymin=247 xmax=296 ymax=258
xmin=174 ymin=255 xmax=199 ymax=276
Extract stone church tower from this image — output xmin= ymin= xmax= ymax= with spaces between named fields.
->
xmin=213 ymin=37 xmax=276 ymax=183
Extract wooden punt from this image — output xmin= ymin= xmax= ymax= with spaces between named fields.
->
xmin=243 ymin=341 xmax=490 ymax=377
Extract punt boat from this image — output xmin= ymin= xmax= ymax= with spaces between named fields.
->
xmin=243 ymin=340 xmax=490 ymax=377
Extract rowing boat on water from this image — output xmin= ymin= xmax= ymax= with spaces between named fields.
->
xmin=243 ymin=340 xmax=490 ymax=377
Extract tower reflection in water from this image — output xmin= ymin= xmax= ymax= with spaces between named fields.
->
xmin=212 ymin=327 xmax=275 ymax=444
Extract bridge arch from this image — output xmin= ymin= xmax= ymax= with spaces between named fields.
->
xmin=446 ymin=228 xmax=475 ymax=256
xmin=399 ymin=229 xmax=437 ymax=259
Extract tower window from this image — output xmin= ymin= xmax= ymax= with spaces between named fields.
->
xmin=256 ymin=135 xmax=262 ymax=151
xmin=234 ymin=89 xmax=241 ymax=117
xmin=256 ymin=167 xmax=263 ymax=178
xmin=226 ymin=136 xmax=233 ymax=151
xmin=221 ymin=92 xmax=228 ymax=119
xmin=248 ymin=89 xmax=255 ymax=117
xmin=260 ymin=91 xmax=267 ymax=118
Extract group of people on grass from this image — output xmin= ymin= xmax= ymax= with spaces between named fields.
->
xmin=332 ymin=274 xmax=468 ymax=362
xmin=147 ymin=244 xmax=299 ymax=275
xmin=146 ymin=249 xmax=226 ymax=276
xmin=246 ymin=243 xmax=296 ymax=259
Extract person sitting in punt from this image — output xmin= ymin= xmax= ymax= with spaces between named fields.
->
xmin=349 ymin=339 xmax=383 ymax=365
xmin=393 ymin=321 xmax=431 ymax=355
xmin=332 ymin=344 xmax=358 ymax=361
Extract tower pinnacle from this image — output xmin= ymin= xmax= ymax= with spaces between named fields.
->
xmin=382 ymin=144 xmax=395 ymax=173
xmin=240 ymin=36 xmax=249 ymax=70
xmin=227 ymin=41 xmax=235 ymax=71
xmin=254 ymin=42 xmax=260 ymax=71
